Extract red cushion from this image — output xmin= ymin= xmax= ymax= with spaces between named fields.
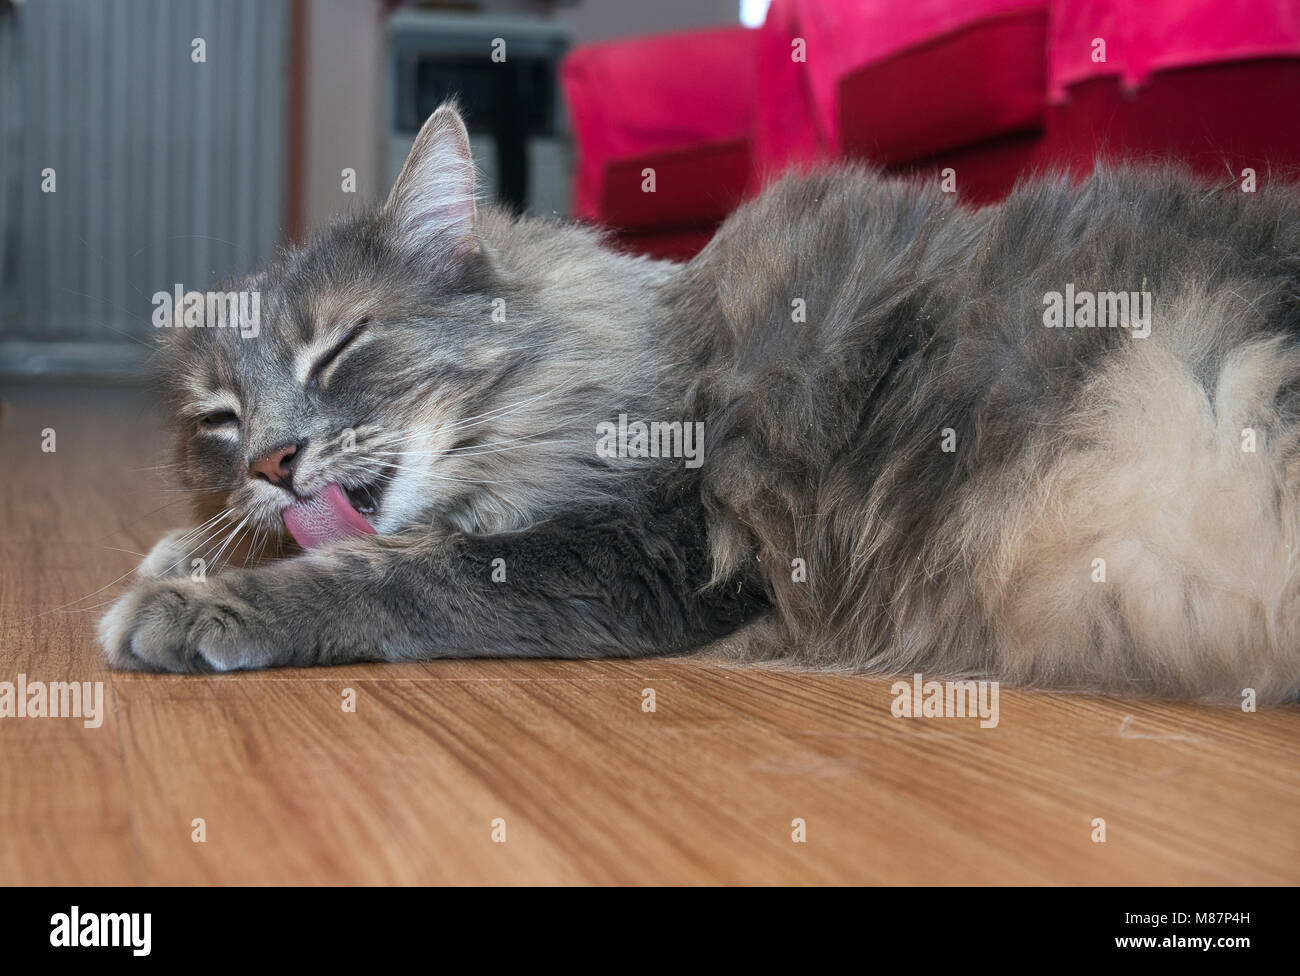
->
xmin=608 ymin=228 xmax=720 ymax=263
xmin=886 ymin=130 xmax=1046 ymax=206
xmin=839 ymin=9 xmax=1048 ymax=165
xmin=757 ymin=0 xmax=1049 ymax=173
xmin=1042 ymin=59 xmax=1300 ymax=185
xmin=598 ymin=139 xmax=752 ymax=231
xmin=561 ymin=26 xmax=758 ymax=222
xmin=1049 ymin=0 xmax=1300 ymax=101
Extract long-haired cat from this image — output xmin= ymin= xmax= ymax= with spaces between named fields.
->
xmin=100 ymin=103 xmax=1300 ymax=703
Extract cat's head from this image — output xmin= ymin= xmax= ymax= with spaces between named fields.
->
xmin=156 ymin=102 xmax=672 ymax=561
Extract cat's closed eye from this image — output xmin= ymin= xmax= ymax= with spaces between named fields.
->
xmin=308 ymin=318 xmax=370 ymax=388
xmin=199 ymin=410 xmax=239 ymax=429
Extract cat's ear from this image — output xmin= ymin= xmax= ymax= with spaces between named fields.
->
xmin=384 ymin=101 xmax=478 ymax=262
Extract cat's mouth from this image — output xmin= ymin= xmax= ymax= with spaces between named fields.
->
xmin=282 ymin=472 xmax=393 ymax=549
xmin=342 ymin=480 xmax=386 ymax=518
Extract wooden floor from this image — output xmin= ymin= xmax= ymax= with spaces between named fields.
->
xmin=1 ymin=381 xmax=1297 ymax=885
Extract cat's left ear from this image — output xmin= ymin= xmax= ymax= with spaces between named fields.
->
xmin=384 ymin=101 xmax=478 ymax=263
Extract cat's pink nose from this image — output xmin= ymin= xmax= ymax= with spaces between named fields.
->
xmin=249 ymin=442 xmax=302 ymax=490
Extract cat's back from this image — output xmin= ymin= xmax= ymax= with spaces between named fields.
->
xmin=685 ymin=164 xmax=1300 ymax=428
xmin=679 ymin=165 xmax=988 ymax=364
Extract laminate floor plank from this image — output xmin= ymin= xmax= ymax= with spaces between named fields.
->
xmin=1 ymin=383 xmax=1296 ymax=884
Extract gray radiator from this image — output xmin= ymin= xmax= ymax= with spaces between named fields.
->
xmin=0 ymin=0 xmax=288 ymax=376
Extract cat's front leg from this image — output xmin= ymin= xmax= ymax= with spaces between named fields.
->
xmin=100 ymin=502 xmax=767 ymax=673
xmin=98 ymin=537 xmax=410 ymax=672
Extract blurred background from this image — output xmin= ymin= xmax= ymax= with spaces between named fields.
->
xmin=1 ymin=0 xmax=1298 ymax=379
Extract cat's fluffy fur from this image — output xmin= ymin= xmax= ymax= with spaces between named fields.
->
xmin=687 ymin=166 xmax=1300 ymax=703
xmin=100 ymin=104 xmax=1300 ymax=703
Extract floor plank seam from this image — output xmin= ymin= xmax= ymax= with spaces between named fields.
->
xmin=109 ymin=676 xmax=149 ymax=885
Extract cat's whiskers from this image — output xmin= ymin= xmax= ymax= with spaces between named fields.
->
xmin=205 ymin=515 xmax=252 ymax=573
xmin=249 ymin=525 xmax=276 ymax=567
xmin=374 ymin=437 xmax=569 ymax=460
xmin=367 ymin=396 xmax=624 ymax=475
xmin=39 ymin=565 xmax=151 ymax=617
xmin=163 ymin=510 xmax=241 ymax=576
xmin=350 ymin=456 xmax=521 ymax=488
xmin=42 ymin=508 xmax=233 ymax=616
xmin=371 ymin=382 xmax=581 ymax=451
xmin=433 ymin=383 xmax=579 ymax=434
xmin=101 ymin=546 xmax=148 ymax=558
xmin=168 ymin=508 xmax=234 ymax=555
xmin=239 ymin=523 xmax=261 ymax=569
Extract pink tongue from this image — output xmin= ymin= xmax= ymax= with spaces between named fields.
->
xmin=283 ymin=483 xmax=376 ymax=549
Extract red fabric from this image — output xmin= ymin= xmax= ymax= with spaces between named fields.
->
xmin=1042 ymin=59 xmax=1300 ymax=184
xmin=838 ymin=8 xmax=1048 ymax=166
xmin=561 ymin=26 xmax=758 ymax=222
xmin=599 ymin=139 xmax=752 ymax=230
xmin=1049 ymin=0 xmax=1300 ymax=100
xmin=753 ymin=0 xmax=827 ymax=176
xmin=757 ymin=0 xmax=1048 ymax=172
xmin=608 ymin=228 xmax=720 ymax=263
xmin=562 ymin=0 xmax=1300 ymax=260
xmin=887 ymin=130 xmax=1046 ymax=206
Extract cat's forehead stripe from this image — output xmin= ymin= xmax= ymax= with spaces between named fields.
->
xmin=292 ymin=292 xmax=374 ymax=384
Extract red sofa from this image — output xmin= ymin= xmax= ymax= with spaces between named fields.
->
xmin=563 ymin=25 xmax=759 ymax=260
xmin=561 ymin=0 xmax=1300 ymax=260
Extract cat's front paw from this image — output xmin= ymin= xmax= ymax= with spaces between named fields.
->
xmin=98 ymin=578 xmax=269 ymax=673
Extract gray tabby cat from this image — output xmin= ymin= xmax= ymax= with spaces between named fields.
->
xmin=101 ymin=103 xmax=1300 ymax=703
